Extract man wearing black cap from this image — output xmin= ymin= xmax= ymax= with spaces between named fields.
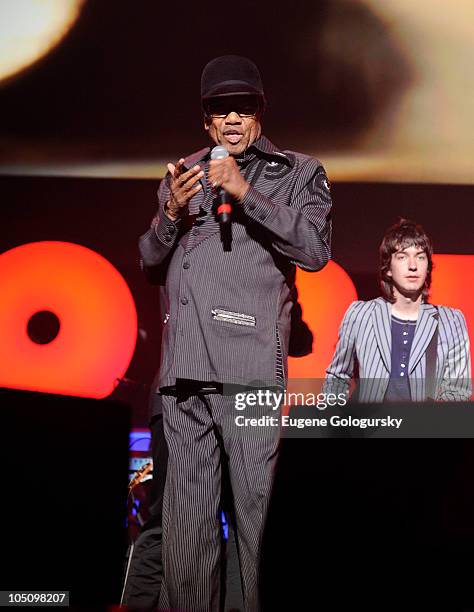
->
xmin=139 ymin=55 xmax=332 ymax=611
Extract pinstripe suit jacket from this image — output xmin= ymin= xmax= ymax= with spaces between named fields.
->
xmin=139 ymin=136 xmax=332 ymax=389
xmin=325 ymin=297 xmax=472 ymax=402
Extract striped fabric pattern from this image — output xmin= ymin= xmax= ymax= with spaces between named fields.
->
xmin=139 ymin=135 xmax=332 ymax=611
xmin=325 ymin=297 xmax=472 ymax=402
xmin=139 ymin=135 xmax=332 ymax=390
xmin=159 ymin=391 xmax=280 ymax=611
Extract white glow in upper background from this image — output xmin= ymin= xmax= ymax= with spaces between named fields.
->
xmin=0 ymin=0 xmax=85 ymax=84
xmin=327 ymin=0 xmax=474 ymax=183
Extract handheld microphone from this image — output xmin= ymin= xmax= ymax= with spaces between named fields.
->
xmin=210 ymin=145 xmax=232 ymax=224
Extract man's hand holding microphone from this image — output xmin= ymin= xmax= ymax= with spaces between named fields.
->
xmin=164 ymin=147 xmax=249 ymax=224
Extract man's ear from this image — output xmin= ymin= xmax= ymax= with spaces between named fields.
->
xmin=203 ymin=115 xmax=210 ymax=131
xmin=387 ymin=269 xmax=392 ymax=277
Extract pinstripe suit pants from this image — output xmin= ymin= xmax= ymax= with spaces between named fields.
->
xmin=158 ymin=389 xmax=280 ymax=612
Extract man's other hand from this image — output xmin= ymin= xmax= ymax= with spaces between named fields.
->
xmin=165 ymin=159 xmax=203 ymax=221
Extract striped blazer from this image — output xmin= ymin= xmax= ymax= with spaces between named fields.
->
xmin=325 ymin=297 xmax=471 ymax=402
xmin=139 ymin=135 xmax=332 ymax=389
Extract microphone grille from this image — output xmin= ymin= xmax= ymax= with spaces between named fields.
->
xmin=210 ymin=145 xmax=229 ymax=160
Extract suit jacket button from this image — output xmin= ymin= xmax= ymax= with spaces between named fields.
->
xmin=248 ymin=203 xmax=256 ymax=211
xmin=183 ymin=261 xmax=190 ymax=269
xmin=164 ymin=234 xmax=171 ymax=241
xmin=180 ymin=297 xmax=188 ymax=305
xmin=167 ymin=224 xmax=176 ymax=234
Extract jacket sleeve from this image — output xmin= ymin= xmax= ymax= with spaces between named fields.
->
xmin=438 ymin=309 xmax=472 ymax=401
xmin=323 ymin=301 xmax=362 ymax=398
xmin=138 ymin=175 xmax=182 ymax=285
xmin=239 ymin=158 xmax=332 ymax=271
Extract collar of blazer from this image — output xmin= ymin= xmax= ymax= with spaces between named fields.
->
xmin=371 ymin=297 xmax=439 ymax=374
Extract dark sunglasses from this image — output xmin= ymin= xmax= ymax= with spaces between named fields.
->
xmin=204 ymin=96 xmax=262 ymax=118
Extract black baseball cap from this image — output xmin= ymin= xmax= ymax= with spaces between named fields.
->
xmin=201 ymin=55 xmax=265 ymax=100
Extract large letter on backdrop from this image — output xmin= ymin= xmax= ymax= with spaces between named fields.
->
xmin=0 ymin=241 xmax=137 ymax=398
xmin=430 ymin=254 xmax=474 ymax=370
xmin=289 ymin=261 xmax=358 ymax=379
xmin=1 ymin=247 xmax=470 ymax=401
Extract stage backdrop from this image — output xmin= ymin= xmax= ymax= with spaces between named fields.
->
xmin=1 ymin=0 xmax=474 ymax=184
xmin=2 ymin=175 xmax=472 ymax=425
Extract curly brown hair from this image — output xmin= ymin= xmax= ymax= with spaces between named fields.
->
xmin=379 ymin=219 xmax=434 ymax=303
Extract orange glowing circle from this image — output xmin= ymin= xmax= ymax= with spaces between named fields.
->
xmin=289 ymin=261 xmax=358 ymax=380
xmin=0 ymin=241 xmax=137 ymax=399
xmin=430 ymin=254 xmax=474 ymax=372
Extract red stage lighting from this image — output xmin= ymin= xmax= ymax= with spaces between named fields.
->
xmin=430 ymin=254 xmax=474 ymax=373
xmin=289 ymin=261 xmax=358 ymax=379
xmin=0 ymin=241 xmax=137 ymax=398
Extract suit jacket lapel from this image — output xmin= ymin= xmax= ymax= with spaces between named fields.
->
xmin=408 ymin=303 xmax=438 ymax=373
xmin=371 ymin=298 xmax=392 ymax=373
xmin=184 ymin=147 xmax=210 ymax=216
xmin=188 ymin=181 xmax=206 ymax=216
